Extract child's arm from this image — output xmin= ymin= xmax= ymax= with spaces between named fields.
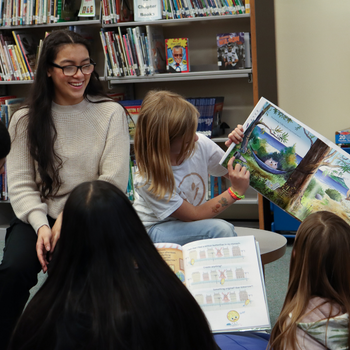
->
xmin=170 ymin=157 xmax=250 ymax=221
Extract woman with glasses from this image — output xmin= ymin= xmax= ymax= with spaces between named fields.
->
xmin=0 ymin=29 xmax=129 ymax=349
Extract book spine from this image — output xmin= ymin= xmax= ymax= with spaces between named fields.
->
xmin=114 ymin=33 xmax=128 ymax=76
xmin=10 ymin=45 xmax=23 ymax=80
xmin=104 ymin=31 xmax=119 ymax=77
xmin=126 ymin=29 xmax=140 ymax=76
xmin=124 ymin=33 xmax=137 ymax=76
xmin=99 ymin=30 xmax=113 ymax=77
xmin=118 ymin=27 xmax=131 ymax=76
xmin=15 ymin=44 xmax=28 ymax=79
xmin=110 ymin=31 xmax=124 ymax=76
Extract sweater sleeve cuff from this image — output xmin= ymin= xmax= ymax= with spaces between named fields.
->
xmin=28 ymin=211 xmax=50 ymax=234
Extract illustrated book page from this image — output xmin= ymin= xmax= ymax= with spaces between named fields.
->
xmin=220 ymin=97 xmax=350 ymax=225
xmin=156 ymin=236 xmax=270 ymax=333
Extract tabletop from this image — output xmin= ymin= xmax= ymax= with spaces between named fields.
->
xmin=235 ymin=226 xmax=288 ymax=266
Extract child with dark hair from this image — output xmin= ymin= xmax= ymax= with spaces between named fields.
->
xmin=8 ymin=180 xmax=220 ymax=350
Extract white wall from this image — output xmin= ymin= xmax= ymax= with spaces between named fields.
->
xmin=274 ymin=1 xmax=350 ymax=141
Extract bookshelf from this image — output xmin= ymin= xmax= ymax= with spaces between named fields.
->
xmin=0 ymin=0 xmax=277 ymax=231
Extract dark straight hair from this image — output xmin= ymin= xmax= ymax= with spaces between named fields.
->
xmin=9 ymin=181 xmax=219 ymax=350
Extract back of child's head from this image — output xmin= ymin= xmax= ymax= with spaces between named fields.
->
xmin=135 ymin=90 xmax=199 ymax=198
xmin=0 ymin=120 xmax=11 ymax=159
xmin=290 ymin=211 xmax=350 ymax=302
xmin=9 ymin=180 xmax=218 ymax=350
xmin=269 ymin=210 xmax=350 ymax=350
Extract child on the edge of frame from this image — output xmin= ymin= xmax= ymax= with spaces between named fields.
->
xmin=133 ymin=90 xmax=249 ymax=246
xmin=268 ymin=210 xmax=350 ymax=350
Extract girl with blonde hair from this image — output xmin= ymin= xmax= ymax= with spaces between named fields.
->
xmin=133 ymin=90 xmax=250 ymax=245
xmin=269 ymin=210 xmax=350 ymax=350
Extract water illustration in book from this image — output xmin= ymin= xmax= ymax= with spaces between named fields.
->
xmin=220 ymin=97 xmax=350 ymax=225
xmin=155 ymin=236 xmax=270 ymax=333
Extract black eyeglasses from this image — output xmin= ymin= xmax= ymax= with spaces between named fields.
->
xmin=50 ymin=60 xmax=96 ymax=76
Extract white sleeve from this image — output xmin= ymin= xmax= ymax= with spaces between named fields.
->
xmin=135 ymin=182 xmax=183 ymax=221
xmin=199 ymin=134 xmax=228 ymax=177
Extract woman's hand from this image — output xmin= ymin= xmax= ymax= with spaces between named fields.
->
xmin=36 ymin=225 xmax=52 ymax=273
xmin=225 ymin=124 xmax=244 ymax=148
xmin=227 ymin=156 xmax=250 ymax=197
xmin=50 ymin=212 xmax=63 ymax=255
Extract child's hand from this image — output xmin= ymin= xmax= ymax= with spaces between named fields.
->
xmin=225 ymin=124 xmax=244 ymax=148
xmin=227 ymin=156 xmax=250 ymax=196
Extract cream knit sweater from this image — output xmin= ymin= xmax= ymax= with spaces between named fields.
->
xmin=7 ymin=96 xmax=130 ymax=233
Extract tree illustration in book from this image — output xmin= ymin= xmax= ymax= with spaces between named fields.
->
xmin=217 ymin=33 xmax=246 ymax=70
xmin=220 ymin=97 xmax=350 ymax=225
xmin=165 ymin=38 xmax=190 ymax=73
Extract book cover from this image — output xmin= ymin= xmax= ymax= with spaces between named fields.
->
xmin=220 ymin=97 xmax=350 ymax=225
xmin=217 ymin=32 xmax=247 ymax=70
xmin=211 ymin=96 xmax=225 ymax=138
xmin=119 ymin=99 xmax=143 ymax=139
xmin=155 ymin=236 xmax=270 ymax=333
xmin=15 ymin=32 xmax=40 ymax=78
xmin=146 ymin=25 xmax=166 ymax=74
xmin=133 ymin=0 xmax=161 ymax=21
xmin=165 ymin=38 xmax=189 ymax=73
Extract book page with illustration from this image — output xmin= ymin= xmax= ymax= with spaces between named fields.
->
xmin=220 ymin=97 xmax=350 ymax=225
xmin=156 ymin=236 xmax=270 ymax=333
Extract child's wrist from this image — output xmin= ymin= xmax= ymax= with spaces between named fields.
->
xmin=227 ymin=187 xmax=245 ymax=201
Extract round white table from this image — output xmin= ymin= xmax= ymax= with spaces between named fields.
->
xmin=235 ymin=226 xmax=288 ymax=266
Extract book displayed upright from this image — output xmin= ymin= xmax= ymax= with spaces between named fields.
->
xmin=133 ymin=0 xmax=161 ymax=21
xmin=155 ymin=236 xmax=270 ymax=333
xmin=220 ymin=97 xmax=350 ymax=225
xmin=165 ymin=38 xmax=190 ymax=73
xmin=217 ymin=32 xmax=251 ymax=70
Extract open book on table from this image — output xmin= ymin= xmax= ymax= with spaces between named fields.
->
xmin=220 ymin=97 xmax=350 ymax=225
xmin=155 ymin=236 xmax=270 ymax=333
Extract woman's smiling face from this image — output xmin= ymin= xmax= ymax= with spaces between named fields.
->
xmin=47 ymin=44 xmax=91 ymax=106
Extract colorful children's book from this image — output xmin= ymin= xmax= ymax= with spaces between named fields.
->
xmin=155 ymin=236 xmax=270 ymax=333
xmin=119 ymin=99 xmax=143 ymax=140
xmin=165 ymin=38 xmax=190 ymax=73
xmin=217 ymin=32 xmax=250 ymax=70
xmin=220 ymin=97 xmax=350 ymax=225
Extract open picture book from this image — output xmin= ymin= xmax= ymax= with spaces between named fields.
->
xmin=155 ymin=236 xmax=270 ymax=333
xmin=220 ymin=97 xmax=350 ymax=225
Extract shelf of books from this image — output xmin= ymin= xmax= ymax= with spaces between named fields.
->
xmin=107 ymin=69 xmax=251 ymax=83
xmin=103 ymin=14 xmax=250 ymax=28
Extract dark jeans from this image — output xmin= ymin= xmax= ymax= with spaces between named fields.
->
xmin=0 ymin=216 xmax=56 ymax=350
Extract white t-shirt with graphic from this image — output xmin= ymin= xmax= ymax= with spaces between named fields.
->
xmin=133 ymin=133 xmax=228 ymax=230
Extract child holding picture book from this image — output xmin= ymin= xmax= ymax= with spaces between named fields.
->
xmin=133 ymin=90 xmax=250 ymax=245
xmin=269 ymin=211 xmax=350 ymax=350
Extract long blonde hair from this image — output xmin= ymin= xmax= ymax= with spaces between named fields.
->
xmin=134 ymin=90 xmax=199 ymax=199
xmin=269 ymin=211 xmax=350 ymax=350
